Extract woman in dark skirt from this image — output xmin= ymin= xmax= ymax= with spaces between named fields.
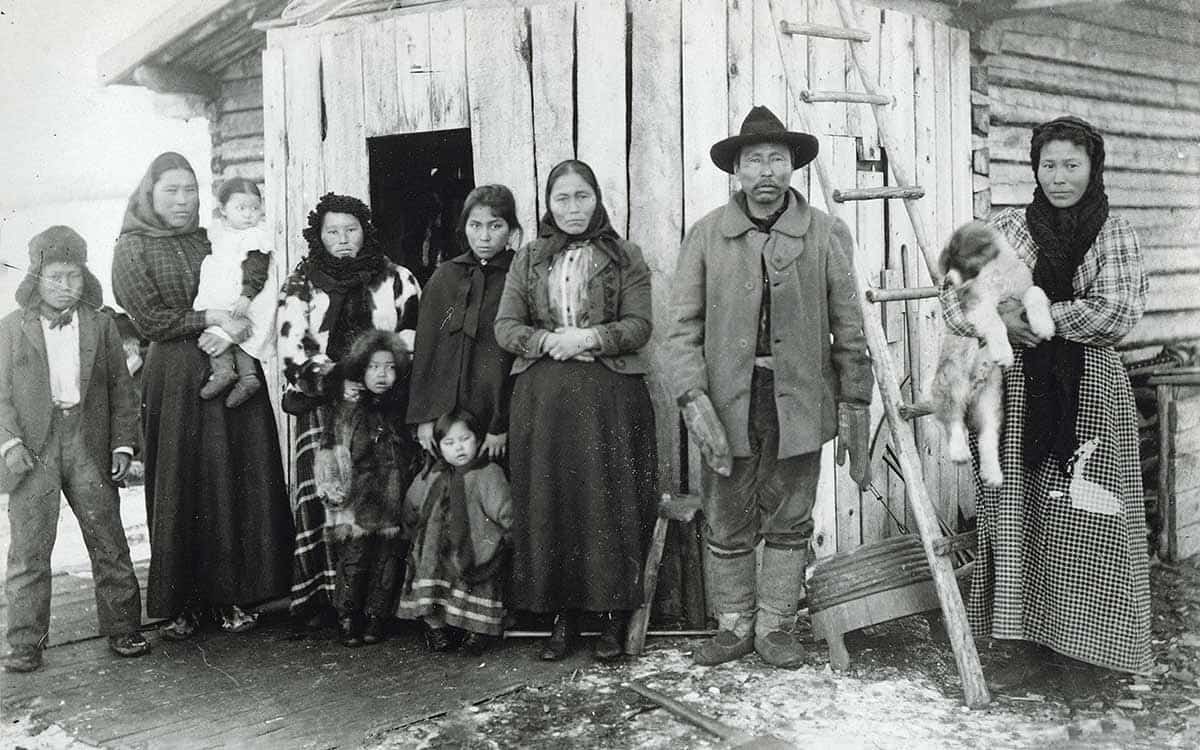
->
xmin=495 ymin=159 xmax=657 ymax=662
xmin=112 ymin=152 xmax=293 ymax=638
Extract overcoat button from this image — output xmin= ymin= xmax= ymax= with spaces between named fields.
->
xmin=744 ymin=281 xmax=754 ymax=290
xmin=738 ymin=338 xmax=748 ymax=348
xmin=614 ymin=358 xmax=626 ymax=369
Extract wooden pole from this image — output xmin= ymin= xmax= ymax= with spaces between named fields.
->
xmin=767 ymin=0 xmax=990 ymax=708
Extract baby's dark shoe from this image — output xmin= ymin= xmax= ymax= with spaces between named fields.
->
xmin=199 ymin=370 xmax=238 ymax=400
xmin=426 ymin=626 xmax=453 ymax=652
xmin=460 ymin=631 xmax=494 ymax=656
xmin=224 ymin=375 xmax=262 ymax=408
xmin=362 ymin=616 xmax=388 ymax=645
xmin=338 ymin=616 xmax=364 ymax=648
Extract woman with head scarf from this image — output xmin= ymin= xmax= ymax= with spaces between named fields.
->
xmin=940 ymin=117 xmax=1151 ymax=685
xmin=495 ymin=160 xmax=658 ymax=662
xmin=112 ymin=152 xmax=293 ymax=639
xmin=277 ymin=192 xmax=421 ymax=640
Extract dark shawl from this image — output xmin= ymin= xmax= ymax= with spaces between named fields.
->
xmin=406 ymin=249 xmax=516 ymax=434
xmin=1023 ymin=116 xmax=1109 ymax=468
xmin=410 ymin=454 xmax=499 ymax=585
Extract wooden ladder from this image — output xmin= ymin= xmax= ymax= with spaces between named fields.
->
xmin=767 ymin=0 xmax=990 ymax=708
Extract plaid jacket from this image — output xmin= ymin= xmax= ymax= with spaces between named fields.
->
xmin=940 ymin=208 xmax=1148 ymax=348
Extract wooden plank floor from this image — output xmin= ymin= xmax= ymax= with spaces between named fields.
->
xmin=1 ymin=570 xmax=588 ymax=749
xmin=3 ymin=618 xmax=587 ymax=749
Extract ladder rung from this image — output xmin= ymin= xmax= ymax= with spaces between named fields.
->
xmin=802 ymin=89 xmax=892 ymax=105
xmin=779 ymin=21 xmax=871 ymax=42
xmin=833 ymin=186 xmax=926 ymax=202
xmin=898 ymin=402 xmax=934 ymax=421
xmin=866 ymin=286 xmax=939 ymax=303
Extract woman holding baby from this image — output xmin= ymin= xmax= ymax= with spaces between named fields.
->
xmin=941 ymin=116 xmax=1151 ymax=687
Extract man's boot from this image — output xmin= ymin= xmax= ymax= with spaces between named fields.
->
xmin=755 ymin=544 xmax=807 ymax=669
xmin=693 ymin=546 xmax=756 ymax=666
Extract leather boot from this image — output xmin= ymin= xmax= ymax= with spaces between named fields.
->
xmin=694 ymin=546 xmax=756 ymax=666
xmin=338 ymin=615 xmax=364 ymax=648
xmin=755 ymin=544 xmax=807 ymax=669
xmin=540 ymin=611 xmax=577 ymax=661
xmin=594 ymin=612 xmax=626 ymax=662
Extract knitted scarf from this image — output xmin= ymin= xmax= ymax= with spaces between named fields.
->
xmin=1022 ymin=116 xmax=1109 ymax=469
xmin=300 ymin=247 xmax=388 ymax=361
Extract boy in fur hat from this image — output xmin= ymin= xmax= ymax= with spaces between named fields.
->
xmin=0 ymin=226 xmax=147 ymax=673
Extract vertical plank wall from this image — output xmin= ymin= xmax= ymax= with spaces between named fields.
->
xmin=262 ymin=0 xmax=974 ymax=556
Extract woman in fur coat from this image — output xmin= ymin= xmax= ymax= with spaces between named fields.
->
xmin=277 ymin=192 xmax=421 ymax=635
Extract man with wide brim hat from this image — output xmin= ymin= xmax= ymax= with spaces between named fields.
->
xmin=665 ymin=106 xmax=874 ymax=669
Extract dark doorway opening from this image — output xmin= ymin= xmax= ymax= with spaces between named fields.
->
xmin=368 ymin=129 xmax=474 ymax=285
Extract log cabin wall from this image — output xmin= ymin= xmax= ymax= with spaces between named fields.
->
xmin=212 ymin=53 xmax=268 ymax=189
xmin=974 ymin=1 xmax=1200 ymax=354
xmin=259 ymin=0 xmax=976 ymax=566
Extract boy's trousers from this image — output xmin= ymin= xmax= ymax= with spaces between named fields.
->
xmin=5 ymin=407 xmax=142 ymax=650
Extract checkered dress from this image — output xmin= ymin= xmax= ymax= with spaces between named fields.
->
xmin=942 ymin=209 xmax=1152 ymax=674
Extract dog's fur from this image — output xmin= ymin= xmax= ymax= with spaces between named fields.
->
xmin=931 ymin=221 xmax=1055 ymax=487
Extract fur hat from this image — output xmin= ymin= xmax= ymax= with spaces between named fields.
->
xmin=15 ymin=225 xmax=103 ymax=310
xmin=710 ymin=106 xmax=820 ymax=174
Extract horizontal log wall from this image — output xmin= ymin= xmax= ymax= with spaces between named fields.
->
xmin=977 ymin=4 xmax=1200 ymax=351
xmin=212 ymin=52 xmax=267 ymax=190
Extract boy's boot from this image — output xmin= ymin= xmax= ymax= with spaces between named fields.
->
xmin=224 ymin=350 xmax=262 ymax=408
xmin=755 ymin=544 xmax=807 ymax=669
xmin=693 ymin=547 xmax=756 ymax=666
xmin=200 ymin=351 xmax=238 ymax=400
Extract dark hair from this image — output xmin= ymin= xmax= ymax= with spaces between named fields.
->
xmin=1029 ymin=116 xmax=1105 ymax=180
xmin=544 ymin=159 xmax=602 ymax=208
xmin=302 ymin=192 xmax=382 ymax=258
xmin=458 ymin=184 xmax=521 ymax=252
xmin=217 ymin=177 xmax=262 ymax=207
xmin=433 ymin=407 xmax=482 ymax=444
xmin=340 ymin=329 xmax=410 ymax=385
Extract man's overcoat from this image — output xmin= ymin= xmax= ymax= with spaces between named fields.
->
xmin=666 ymin=190 xmax=873 ymax=459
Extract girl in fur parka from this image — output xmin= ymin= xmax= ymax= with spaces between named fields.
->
xmin=318 ymin=330 xmax=422 ymax=647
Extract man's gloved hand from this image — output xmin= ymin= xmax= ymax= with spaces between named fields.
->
xmin=679 ymin=389 xmax=732 ymax=477
xmin=836 ymin=401 xmax=872 ymax=489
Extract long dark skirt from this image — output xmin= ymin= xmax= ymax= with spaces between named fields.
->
xmin=508 ymin=359 xmax=657 ymax=613
xmin=142 ymin=338 xmax=293 ymax=618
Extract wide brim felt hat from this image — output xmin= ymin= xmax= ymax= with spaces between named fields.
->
xmin=710 ymin=105 xmax=820 ymax=174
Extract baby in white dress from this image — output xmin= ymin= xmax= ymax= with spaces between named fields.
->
xmin=193 ymin=178 xmax=278 ymax=407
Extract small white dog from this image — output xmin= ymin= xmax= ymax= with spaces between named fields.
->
xmin=932 ymin=221 xmax=1056 ymax=487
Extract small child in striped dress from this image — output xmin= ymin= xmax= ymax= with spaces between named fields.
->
xmin=395 ymin=408 xmax=511 ymax=655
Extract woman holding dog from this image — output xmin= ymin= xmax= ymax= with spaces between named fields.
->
xmin=941 ymin=116 xmax=1151 ymax=684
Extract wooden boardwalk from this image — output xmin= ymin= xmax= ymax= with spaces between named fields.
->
xmin=0 ymin=570 xmax=587 ymax=748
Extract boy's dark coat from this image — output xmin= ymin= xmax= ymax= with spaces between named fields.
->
xmin=0 ymin=306 xmax=139 ymax=492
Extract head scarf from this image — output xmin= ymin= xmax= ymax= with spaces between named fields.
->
xmin=1022 ymin=116 xmax=1109 ymax=469
xmin=537 ymin=160 xmax=627 ymax=266
xmin=298 ymin=193 xmax=390 ymax=361
xmin=119 ymin=152 xmax=204 ymax=239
